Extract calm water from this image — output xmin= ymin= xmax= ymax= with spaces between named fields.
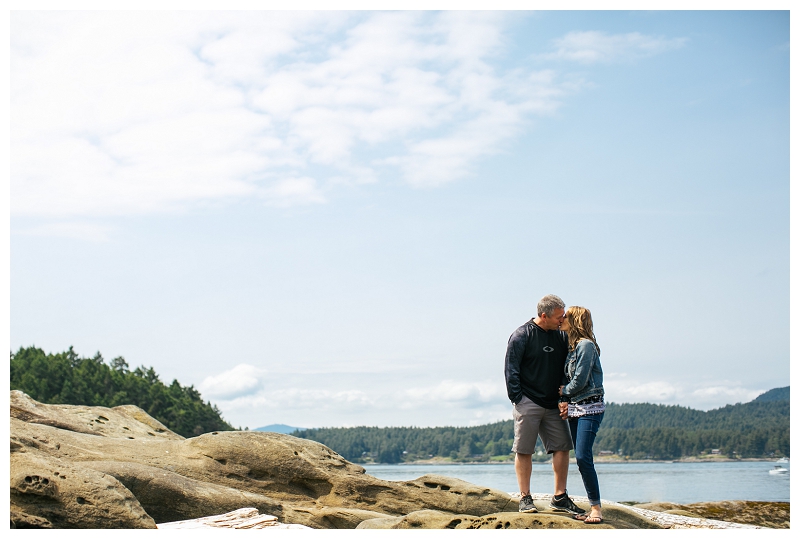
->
xmin=363 ymin=461 xmax=790 ymax=504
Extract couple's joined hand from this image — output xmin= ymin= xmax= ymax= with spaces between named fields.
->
xmin=558 ymin=402 xmax=568 ymax=420
xmin=557 ymin=386 xmax=569 ymax=419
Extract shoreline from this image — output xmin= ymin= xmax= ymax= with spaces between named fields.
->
xmin=364 ymin=457 xmax=785 ymax=465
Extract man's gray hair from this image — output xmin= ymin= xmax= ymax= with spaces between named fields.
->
xmin=537 ymin=294 xmax=565 ymax=317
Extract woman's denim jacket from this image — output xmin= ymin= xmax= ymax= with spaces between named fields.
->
xmin=561 ymin=339 xmax=604 ymax=403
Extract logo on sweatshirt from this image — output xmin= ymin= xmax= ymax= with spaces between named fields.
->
xmin=543 ymin=346 xmax=554 ymax=352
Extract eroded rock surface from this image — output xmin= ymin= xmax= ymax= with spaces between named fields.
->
xmin=10 ymin=450 xmax=156 ymax=529
xmin=10 ymin=391 xmax=780 ymax=529
xmin=356 ymin=505 xmax=664 ymax=530
xmin=9 ymin=391 xmax=516 ymax=529
xmin=11 ymin=391 xmax=180 ymax=441
xmin=635 ymin=501 xmax=790 ymax=529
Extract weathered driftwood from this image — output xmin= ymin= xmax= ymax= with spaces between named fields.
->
xmin=157 ymin=508 xmax=310 ymax=529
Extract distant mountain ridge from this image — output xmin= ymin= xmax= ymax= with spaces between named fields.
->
xmin=255 ymin=424 xmax=306 ymax=434
xmin=753 ymin=386 xmax=789 ymax=403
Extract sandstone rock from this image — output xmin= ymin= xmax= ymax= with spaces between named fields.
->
xmin=357 ymin=509 xmax=577 ymax=529
xmin=634 ymin=501 xmax=683 ymax=512
xmin=284 ymin=507 xmax=392 ymax=529
xmin=84 ymin=460 xmax=286 ymax=524
xmin=8 ymin=393 xmax=515 ymax=528
xmin=10 ymin=390 xmax=180 ymax=441
xmin=591 ymin=504 xmax=666 ymax=529
xmin=11 ymin=413 xmax=515 ymax=527
xmin=375 ymin=473 xmax=517 ymax=516
xmin=10 ymin=509 xmax=54 ymax=529
xmin=657 ymin=501 xmax=789 ymax=529
xmin=356 ymin=506 xmax=663 ymax=529
xmin=10 ymin=391 xmax=763 ymax=530
xmin=687 ymin=501 xmax=790 ymax=528
xmin=10 ymin=450 xmax=156 ymax=529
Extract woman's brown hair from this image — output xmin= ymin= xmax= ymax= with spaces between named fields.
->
xmin=565 ymin=306 xmax=600 ymax=355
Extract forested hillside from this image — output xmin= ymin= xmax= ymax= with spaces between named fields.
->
xmin=596 ymin=399 xmax=788 ymax=459
xmin=10 ymin=346 xmax=234 ymax=438
xmin=753 ymin=386 xmax=789 ymax=402
xmin=294 ymin=391 xmax=789 ymax=463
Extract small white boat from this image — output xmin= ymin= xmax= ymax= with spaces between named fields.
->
xmin=776 ymin=457 xmax=789 ymax=464
xmin=769 ymin=465 xmax=789 ymax=475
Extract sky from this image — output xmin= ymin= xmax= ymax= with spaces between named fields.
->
xmin=9 ymin=9 xmax=791 ymax=430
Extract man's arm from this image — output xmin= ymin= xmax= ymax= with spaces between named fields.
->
xmin=504 ymin=327 xmax=527 ymax=404
xmin=559 ymin=331 xmax=570 ymax=387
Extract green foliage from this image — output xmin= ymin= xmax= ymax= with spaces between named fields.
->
xmin=295 ymin=397 xmax=790 ymax=462
xmin=294 ymin=422 xmax=542 ymax=463
xmin=753 ymin=386 xmax=789 ymax=403
xmin=593 ymin=400 xmax=790 ymax=459
xmin=600 ymin=400 xmax=789 ymax=430
xmin=10 ymin=346 xmax=234 ymax=438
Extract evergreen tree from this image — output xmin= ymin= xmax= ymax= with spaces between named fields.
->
xmin=10 ymin=346 xmax=234 ymax=438
xmin=294 ymin=397 xmax=789 ymax=462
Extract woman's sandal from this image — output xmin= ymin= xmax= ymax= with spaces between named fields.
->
xmin=583 ymin=515 xmax=603 ymax=525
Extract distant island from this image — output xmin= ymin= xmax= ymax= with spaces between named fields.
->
xmin=293 ymin=388 xmax=789 ymax=464
xmin=254 ymin=424 xmax=307 ymax=434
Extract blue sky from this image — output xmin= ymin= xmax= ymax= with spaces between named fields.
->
xmin=9 ymin=10 xmax=790 ymax=429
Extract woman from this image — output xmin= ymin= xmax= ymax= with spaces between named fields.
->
xmin=559 ymin=306 xmax=605 ymax=524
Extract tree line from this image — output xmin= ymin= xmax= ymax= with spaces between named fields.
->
xmin=293 ymin=398 xmax=789 ymax=463
xmin=9 ymin=345 xmax=788 ymax=461
xmin=10 ymin=346 xmax=234 ymax=438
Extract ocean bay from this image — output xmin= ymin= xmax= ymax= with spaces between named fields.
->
xmin=364 ymin=461 xmax=790 ymax=504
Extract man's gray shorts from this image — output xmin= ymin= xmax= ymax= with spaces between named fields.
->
xmin=512 ymin=395 xmax=573 ymax=454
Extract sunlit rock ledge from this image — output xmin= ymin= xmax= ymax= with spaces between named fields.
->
xmin=9 ymin=391 xmax=786 ymax=529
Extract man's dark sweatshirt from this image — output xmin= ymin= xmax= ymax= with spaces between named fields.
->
xmin=504 ymin=319 xmax=569 ymax=409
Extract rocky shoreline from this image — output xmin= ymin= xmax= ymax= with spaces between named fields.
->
xmin=394 ymin=456 xmax=782 ymax=465
xmin=9 ymin=391 xmax=789 ymax=529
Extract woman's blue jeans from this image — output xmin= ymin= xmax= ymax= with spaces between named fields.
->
xmin=568 ymin=413 xmax=604 ymax=507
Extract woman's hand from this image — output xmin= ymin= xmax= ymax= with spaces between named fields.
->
xmin=558 ymin=402 xmax=569 ymax=420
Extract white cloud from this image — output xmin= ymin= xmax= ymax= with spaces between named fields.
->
xmin=403 ymin=380 xmax=506 ymax=409
xmin=689 ymin=385 xmax=763 ymax=405
xmin=197 ymin=363 xmax=767 ymax=428
xmin=11 ymin=11 xmax=569 ymax=220
xmin=603 ymin=374 xmax=679 ymax=403
xmin=225 ymin=388 xmax=374 ymax=412
xmin=542 ymin=31 xmax=688 ymax=64
xmin=201 ymin=367 xmax=511 ymax=428
xmin=604 ymin=373 xmax=764 ymax=410
xmin=199 ymin=363 xmax=265 ymax=400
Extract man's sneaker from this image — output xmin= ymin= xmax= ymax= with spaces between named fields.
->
xmin=549 ymin=491 xmax=586 ymax=515
xmin=518 ymin=494 xmax=538 ymax=513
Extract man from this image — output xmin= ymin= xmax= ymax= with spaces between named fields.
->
xmin=504 ymin=294 xmax=585 ymax=515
